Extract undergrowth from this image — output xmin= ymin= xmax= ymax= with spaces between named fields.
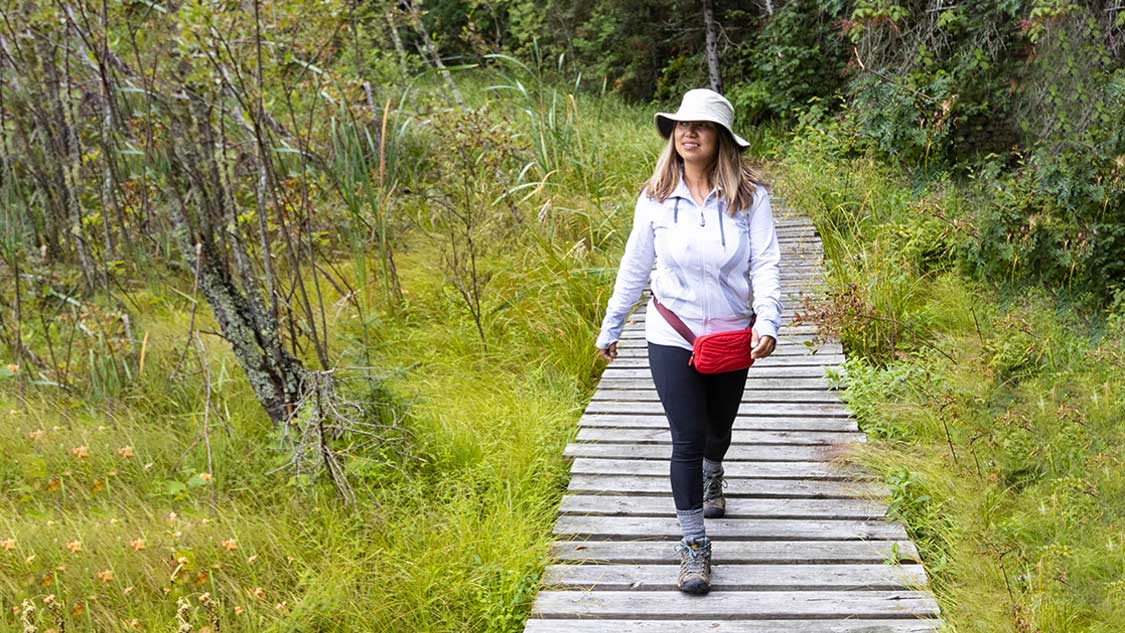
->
xmin=778 ymin=130 xmax=1125 ymax=633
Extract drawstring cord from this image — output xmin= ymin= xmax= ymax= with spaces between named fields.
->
xmin=717 ymin=200 xmax=725 ymax=248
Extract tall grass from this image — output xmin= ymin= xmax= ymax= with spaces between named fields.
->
xmin=776 ymin=128 xmax=1125 ymax=632
xmin=0 ymin=69 xmax=660 ymax=631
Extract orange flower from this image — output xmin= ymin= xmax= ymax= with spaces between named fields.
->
xmin=221 ymin=539 xmax=238 ymax=551
xmin=129 ymin=538 xmax=145 ymax=552
xmin=71 ymin=446 xmax=89 ymax=459
xmin=65 ymin=541 xmax=82 ymax=554
xmin=249 ymin=587 xmax=265 ymax=601
xmin=274 ymin=601 xmax=289 ymax=614
xmin=117 ymin=446 xmax=134 ymax=459
xmin=95 ymin=569 xmax=114 ymax=583
xmin=199 ymin=472 xmax=213 ymax=482
xmin=1 ymin=538 xmax=14 ymax=552
xmin=27 ymin=430 xmax=45 ymax=441
xmin=234 ymin=606 xmax=245 ymax=615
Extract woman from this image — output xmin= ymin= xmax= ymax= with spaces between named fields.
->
xmin=595 ymin=88 xmax=782 ymax=595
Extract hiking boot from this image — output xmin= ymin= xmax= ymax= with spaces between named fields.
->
xmin=674 ymin=536 xmax=713 ymax=595
xmin=702 ymin=467 xmax=726 ymax=518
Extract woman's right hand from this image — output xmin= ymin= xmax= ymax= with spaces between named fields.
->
xmin=597 ymin=342 xmax=618 ymax=362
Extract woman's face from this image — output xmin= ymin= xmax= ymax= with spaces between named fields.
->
xmin=674 ymin=120 xmax=719 ymax=165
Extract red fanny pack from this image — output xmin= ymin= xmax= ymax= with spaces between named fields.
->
xmin=652 ymin=297 xmax=756 ymax=374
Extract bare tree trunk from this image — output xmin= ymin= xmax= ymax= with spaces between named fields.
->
xmin=763 ymin=0 xmax=775 ymax=16
xmin=164 ymin=92 xmax=306 ymax=424
xmin=384 ymin=5 xmax=409 ymax=70
xmin=405 ymin=0 xmax=464 ymax=107
xmin=702 ymin=0 xmax=723 ymax=93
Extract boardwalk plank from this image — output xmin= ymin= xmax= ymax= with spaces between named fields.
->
xmin=552 ymin=516 xmax=907 ymax=540
xmin=585 ymin=404 xmax=846 ymax=418
xmin=549 ymin=540 xmax=919 ymax=564
xmin=558 ymin=495 xmax=887 ymax=519
xmin=531 ymin=590 xmax=939 ymax=619
xmin=579 ymin=414 xmax=859 ymax=432
xmin=567 ymin=475 xmax=886 ymax=498
xmin=525 ymin=619 xmax=940 ymax=632
xmin=599 ymin=367 xmax=837 ymax=379
xmin=605 ymin=355 xmax=845 ymax=368
xmin=542 ymin=563 xmax=927 ymax=591
xmin=563 ymin=443 xmax=844 ymax=461
xmin=595 ymin=378 xmax=837 ymax=390
xmin=592 ymin=389 xmax=844 ymax=403
xmin=568 ymin=457 xmax=869 ymax=480
xmin=576 ymin=428 xmax=865 ymax=445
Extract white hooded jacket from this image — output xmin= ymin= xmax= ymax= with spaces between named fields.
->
xmin=595 ymin=177 xmax=783 ymax=352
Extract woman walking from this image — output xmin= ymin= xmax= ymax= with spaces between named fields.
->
xmin=595 ymin=88 xmax=782 ymax=595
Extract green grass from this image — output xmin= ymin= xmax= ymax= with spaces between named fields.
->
xmin=0 ymin=72 xmax=659 ymax=631
xmin=775 ymin=132 xmax=1125 ymax=633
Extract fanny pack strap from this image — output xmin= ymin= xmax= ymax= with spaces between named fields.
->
xmin=652 ymin=297 xmax=696 ymax=344
xmin=652 ymin=296 xmax=758 ymax=346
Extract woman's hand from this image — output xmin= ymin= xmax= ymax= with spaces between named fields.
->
xmin=597 ymin=342 xmax=619 ymax=362
xmin=750 ymin=329 xmax=776 ymax=360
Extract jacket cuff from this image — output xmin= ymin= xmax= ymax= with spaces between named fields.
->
xmin=754 ymin=320 xmax=778 ymax=341
xmin=595 ymin=329 xmax=620 ymax=350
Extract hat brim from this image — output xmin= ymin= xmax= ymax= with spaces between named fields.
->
xmin=655 ymin=112 xmax=751 ymax=150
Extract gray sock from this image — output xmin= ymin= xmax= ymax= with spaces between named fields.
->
xmin=676 ymin=507 xmax=706 ymax=542
xmin=703 ymin=458 xmax=723 ymax=475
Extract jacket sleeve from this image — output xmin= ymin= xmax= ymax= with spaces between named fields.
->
xmin=595 ymin=194 xmax=656 ymax=349
xmin=748 ymin=188 xmax=783 ymax=340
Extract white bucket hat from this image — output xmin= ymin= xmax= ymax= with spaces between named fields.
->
xmin=654 ymin=88 xmax=750 ymax=150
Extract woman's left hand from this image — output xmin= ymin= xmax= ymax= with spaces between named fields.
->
xmin=750 ymin=329 xmax=776 ymax=360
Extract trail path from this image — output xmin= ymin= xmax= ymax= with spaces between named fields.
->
xmin=522 ymin=203 xmax=942 ymax=632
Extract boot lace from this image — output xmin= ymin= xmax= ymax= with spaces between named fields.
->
xmin=675 ymin=540 xmax=709 ymax=576
xmin=702 ymin=470 xmax=726 ymax=501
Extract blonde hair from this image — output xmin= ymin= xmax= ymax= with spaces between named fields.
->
xmin=644 ymin=128 xmax=766 ymax=214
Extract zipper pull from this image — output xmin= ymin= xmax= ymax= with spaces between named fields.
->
xmin=698 ymin=208 xmax=705 ymax=226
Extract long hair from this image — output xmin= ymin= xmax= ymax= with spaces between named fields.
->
xmin=644 ymin=128 xmax=766 ymax=214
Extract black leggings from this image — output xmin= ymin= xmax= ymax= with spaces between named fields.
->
xmin=648 ymin=342 xmax=749 ymax=511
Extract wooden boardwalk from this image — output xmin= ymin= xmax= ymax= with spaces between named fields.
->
xmin=522 ymin=205 xmax=942 ymax=632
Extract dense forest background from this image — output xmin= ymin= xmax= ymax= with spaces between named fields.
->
xmin=1 ymin=1 xmax=1124 ymax=631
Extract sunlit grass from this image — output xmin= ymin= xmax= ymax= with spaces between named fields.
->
xmin=777 ymin=137 xmax=1125 ymax=633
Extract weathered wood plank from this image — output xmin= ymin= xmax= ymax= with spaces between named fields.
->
xmin=585 ymin=404 xmax=846 ymax=418
xmin=594 ymin=378 xmax=838 ymax=391
xmin=605 ymin=355 xmax=845 ymax=368
xmin=563 ymin=443 xmax=844 ymax=461
xmin=552 ymin=516 xmax=907 ymax=540
xmin=558 ymin=495 xmax=887 ymax=520
xmin=525 ymin=619 xmax=939 ymax=632
xmin=575 ymin=428 xmax=864 ymax=446
xmin=615 ymin=331 xmax=830 ymax=342
xmin=542 ymin=563 xmax=927 ymax=591
xmin=531 ymin=590 xmax=939 ymax=619
xmin=592 ymin=389 xmax=844 ymax=404
xmin=567 ymin=474 xmax=886 ymax=498
xmin=549 ymin=540 xmax=919 ymax=564
xmin=578 ymin=415 xmax=859 ymax=432
xmin=569 ymin=458 xmax=869 ymax=480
